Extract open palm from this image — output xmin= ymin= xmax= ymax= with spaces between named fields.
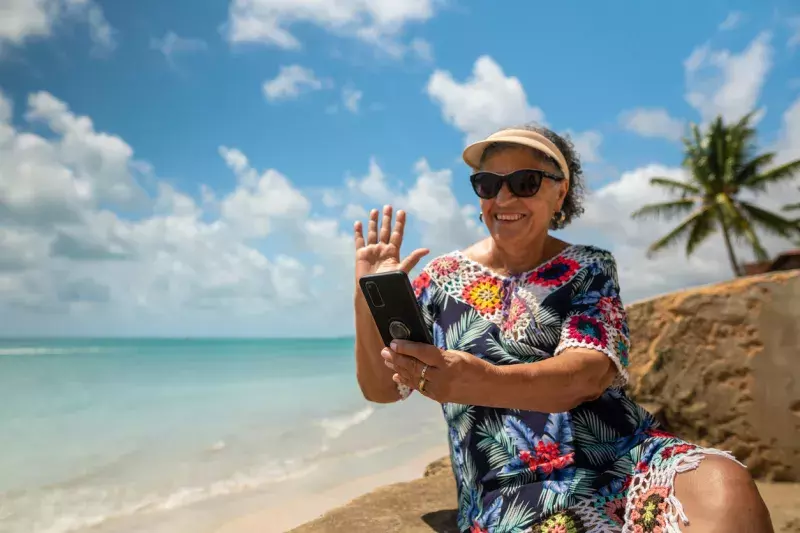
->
xmin=354 ymin=206 xmax=429 ymax=281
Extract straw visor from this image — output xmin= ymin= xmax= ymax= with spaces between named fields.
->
xmin=462 ymin=129 xmax=571 ymax=182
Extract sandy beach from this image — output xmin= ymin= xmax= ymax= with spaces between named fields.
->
xmin=213 ymin=445 xmax=450 ymax=533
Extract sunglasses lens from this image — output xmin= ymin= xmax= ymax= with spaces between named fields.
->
xmin=471 ymin=173 xmax=502 ymax=199
xmin=508 ymin=170 xmax=543 ymax=197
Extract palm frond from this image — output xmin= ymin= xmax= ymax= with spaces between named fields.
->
xmin=630 ymin=198 xmax=698 ymax=221
xmin=446 ymin=308 xmax=492 ymax=352
xmin=719 ymin=197 xmax=769 ymax=261
xmin=496 ymin=495 xmax=536 ymax=532
xmin=737 ymin=201 xmax=800 ymax=239
xmin=443 ymin=403 xmax=476 ymax=442
xmin=734 ymin=153 xmax=774 ymax=185
xmin=648 ymin=177 xmax=702 ymax=196
xmin=646 ymin=206 xmax=714 ymax=257
xmin=685 ymin=204 xmax=717 ymax=256
xmin=476 ymin=414 xmax=516 ymax=470
xmin=571 ymin=410 xmax=621 ymax=465
xmin=744 ymin=159 xmax=800 ymax=190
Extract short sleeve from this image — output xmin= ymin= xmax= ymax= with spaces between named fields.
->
xmin=393 ymin=269 xmax=438 ymax=400
xmin=554 ymin=252 xmax=630 ymax=388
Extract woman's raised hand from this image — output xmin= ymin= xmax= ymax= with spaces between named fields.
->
xmin=354 ymin=205 xmax=429 ymax=281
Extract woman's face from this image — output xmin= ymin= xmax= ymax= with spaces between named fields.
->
xmin=478 ymin=146 xmax=569 ymax=248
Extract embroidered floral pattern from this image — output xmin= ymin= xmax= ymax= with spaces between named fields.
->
xmin=404 ymin=245 xmax=736 ymax=532
xmin=463 ymin=275 xmax=504 ymax=316
xmin=527 ymin=257 xmax=581 ymax=288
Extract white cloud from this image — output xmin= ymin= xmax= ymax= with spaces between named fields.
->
xmin=619 ymin=108 xmax=686 ymax=141
xmin=0 ymin=87 xmax=361 ymax=336
xmin=788 ymin=17 xmax=800 ymax=50
xmin=569 ymin=130 xmax=603 ymax=163
xmin=263 ymin=65 xmax=324 ymax=101
xmin=0 ymin=0 xmax=115 ymax=52
xmin=773 ymin=94 xmax=800 ymax=165
xmin=345 ymin=157 xmax=485 ymax=255
xmin=427 ymin=55 xmax=546 ymax=145
xmin=718 ymin=11 xmax=742 ymax=31
xmin=409 ymin=37 xmax=433 ymax=62
xmin=342 ymin=86 xmax=363 ymax=113
xmin=218 ymin=148 xmax=311 ymax=237
xmin=225 ymin=0 xmax=436 ymax=55
xmin=684 ymin=32 xmax=772 ymax=123
xmin=150 ymin=31 xmax=207 ymax=65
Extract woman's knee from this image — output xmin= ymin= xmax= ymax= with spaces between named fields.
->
xmin=675 ymin=455 xmax=773 ymax=532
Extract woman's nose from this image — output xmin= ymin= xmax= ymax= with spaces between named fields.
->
xmin=495 ymin=183 xmax=514 ymax=203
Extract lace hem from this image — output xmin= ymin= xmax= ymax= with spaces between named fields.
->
xmin=523 ymin=447 xmax=744 ymax=532
xmin=620 ymin=448 xmax=744 ymax=532
xmin=555 ymin=331 xmax=630 ymax=388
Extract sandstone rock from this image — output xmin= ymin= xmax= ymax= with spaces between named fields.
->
xmin=625 ymin=270 xmax=800 ymax=481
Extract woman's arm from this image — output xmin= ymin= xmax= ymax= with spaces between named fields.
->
xmin=352 ymin=206 xmax=429 ymax=404
xmin=354 ymin=289 xmax=407 ymax=403
xmin=483 ymin=349 xmax=618 ymax=412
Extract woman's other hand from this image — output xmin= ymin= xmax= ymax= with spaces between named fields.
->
xmin=381 ymin=340 xmax=497 ymax=405
xmin=354 ymin=205 xmax=429 ymax=281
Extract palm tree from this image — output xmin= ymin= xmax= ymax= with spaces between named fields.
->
xmin=784 ymin=188 xmax=800 ymax=213
xmin=631 ymin=112 xmax=800 ymax=276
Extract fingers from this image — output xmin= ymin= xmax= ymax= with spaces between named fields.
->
xmin=379 ymin=205 xmax=392 ymax=244
xmin=381 ymin=347 xmax=420 ymax=377
xmin=391 ymin=340 xmax=444 ymax=367
xmin=366 ymin=209 xmax=379 ymax=245
xmin=354 ymin=220 xmax=365 ymax=249
xmin=399 ymin=248 xmax=430 ymax=273
xmin=389 ymin=209 xmax=406 ymax=249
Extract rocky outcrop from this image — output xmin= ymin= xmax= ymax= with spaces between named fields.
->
xmin=625 ymin=270 xmax=800 ymax=481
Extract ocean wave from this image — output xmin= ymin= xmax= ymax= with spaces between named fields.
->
xmin=0 ymin=346 xmax=114 ymax=356
xmin=0 ymin=460 xmax=319 ymax=533
xmin=317 ymin=405 xmax=375 ymax=450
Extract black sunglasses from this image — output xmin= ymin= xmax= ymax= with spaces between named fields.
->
xmin=469 ymin=169 xmax=565 ymax=199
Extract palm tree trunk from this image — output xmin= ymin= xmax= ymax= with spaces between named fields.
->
xmin=720 ymin=220 xmax=741 ymax=276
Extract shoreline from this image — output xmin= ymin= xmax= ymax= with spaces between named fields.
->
xmin=213 ymin=445 xmax=450 ymax=533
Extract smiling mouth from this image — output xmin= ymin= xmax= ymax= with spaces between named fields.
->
xmin=494 ymin=213 xmax=526 ymax=222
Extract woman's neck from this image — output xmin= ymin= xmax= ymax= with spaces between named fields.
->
xmin=487 ymin=234 xmax=557 ymax=275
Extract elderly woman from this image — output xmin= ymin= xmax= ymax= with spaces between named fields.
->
xmin=352 ymin=124 xmax=772 ymax=533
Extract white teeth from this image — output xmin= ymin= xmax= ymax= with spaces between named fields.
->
xmin=495 ymin=214 xmax=524 ymax=221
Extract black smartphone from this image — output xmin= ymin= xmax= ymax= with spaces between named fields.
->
xmin=359 ymin=270 xmax=433 ymax=347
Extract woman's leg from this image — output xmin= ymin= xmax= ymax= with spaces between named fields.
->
xmin=674 ymin=455 xmax=774 ymax=532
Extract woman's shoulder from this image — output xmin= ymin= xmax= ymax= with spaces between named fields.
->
xmin=566 ymin=243 xmax=618 ymax=268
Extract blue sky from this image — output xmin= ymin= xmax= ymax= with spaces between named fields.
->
xmin=1 ymin=0 xmax=799 ymax=337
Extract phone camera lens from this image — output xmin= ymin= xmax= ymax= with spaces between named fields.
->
xmin=365 ymin=281 xmax=384 ymax=308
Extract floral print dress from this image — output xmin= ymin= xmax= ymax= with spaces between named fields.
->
xmin=404 ymin=244 xmax=740 ymax=533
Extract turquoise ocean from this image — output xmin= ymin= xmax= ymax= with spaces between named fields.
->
xmin=0 ymin=338 xmax=448 ymax=533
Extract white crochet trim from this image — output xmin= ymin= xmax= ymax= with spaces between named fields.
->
xmin=519 ymin=447 xmax=744 ymax=533
xmin=425 ymin=247 xmax=600 ymax=342
xmin=396 ymin=382 xmax=412 ymax=400
xmin=621 ymin=448 xmax=744 ymax=533
xmin=555 ymin=315 xmax=630 ymax=388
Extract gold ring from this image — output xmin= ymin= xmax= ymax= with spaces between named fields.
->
xmin=418 ymin=364 xmax=429 ymax=393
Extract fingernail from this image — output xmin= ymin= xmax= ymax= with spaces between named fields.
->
xmin=390 ymin=341 xmax=397 ymax=351
xmin=381 ymin=348 xmax=390 ymax=359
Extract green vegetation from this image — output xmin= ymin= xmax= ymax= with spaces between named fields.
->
xmin=631 ymin=112 xmax=800 ymax=276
